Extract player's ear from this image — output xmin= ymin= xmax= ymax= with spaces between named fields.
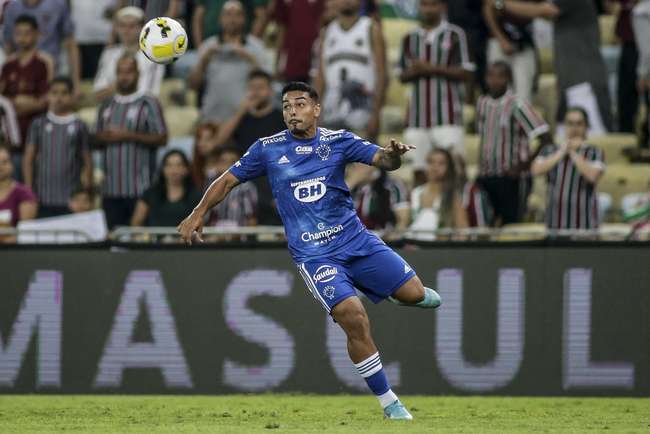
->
xmin=313 ymin=103 xmax=321 ymax=119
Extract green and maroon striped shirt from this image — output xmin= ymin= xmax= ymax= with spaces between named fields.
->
xmin=96 ymin=92 xmax=167 ymax=198
xmin=399 ymin=22 xmax=474 ymax=128
xmin=537 ymin=143 xmax=605 ymax=229
xmin=27 ymin=112 xmax=89 ymax=206
xmin=477 ymin=91 xmax=549 ymax=176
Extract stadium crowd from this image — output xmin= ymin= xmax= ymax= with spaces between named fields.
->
xmin=0 ymin=0 xmax=648 ymax=241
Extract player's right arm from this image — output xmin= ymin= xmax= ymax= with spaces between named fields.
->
xmin=177 ymin=171 xmax=241 ymax=245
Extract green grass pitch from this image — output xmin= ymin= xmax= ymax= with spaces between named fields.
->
xmin=1 ymin=395 xmax=649 ymax=433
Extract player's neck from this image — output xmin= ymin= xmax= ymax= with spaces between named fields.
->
xmin=290 ymin=127 xmax=317 ymax=140
xmin=338 ymin=14 xmax=360 ymax=30
xmin=17 ymin=47 xmax=36 ymax=61
xmin=421 ymin=17 xmax=442 ymax=30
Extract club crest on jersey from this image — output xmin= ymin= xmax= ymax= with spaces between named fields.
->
xmin=313 ymin=265 xmax=337 ymax=283
xmin=295 ymin=145 xmax=313 ymax=155
xmin=323 ymin=285 xmax=336 ymax=299
xmin=316 ymin=143 xmax=330 ymax=161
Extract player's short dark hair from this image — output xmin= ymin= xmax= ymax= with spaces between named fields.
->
xmin=566 ymin=106 xmax=591 ymax=128
xmin=281 ymin=81 xmax=319 ymax=103
xmin=50 ymin=76 xmax=74 ymax=93
xmin=490 ymin=60 xmax=513 ymax=82
xmin=15 ymin=14 xmax=38 ymax=30
xmin=248 ymin=68 xmax=272 ymax=83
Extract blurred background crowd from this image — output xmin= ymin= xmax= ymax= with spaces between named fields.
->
xmin=0 ymin=0 xmax=648 ymax=243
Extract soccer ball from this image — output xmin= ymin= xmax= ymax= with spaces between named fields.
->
xmin=139 ymin=17 xmax=188 ymax=64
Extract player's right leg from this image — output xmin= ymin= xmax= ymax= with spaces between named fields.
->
xmin=389 ymin=275 xmax=442 ymax=309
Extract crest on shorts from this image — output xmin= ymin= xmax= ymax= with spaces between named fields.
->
xmin=323 ymin=285 xmax=336 ymax=299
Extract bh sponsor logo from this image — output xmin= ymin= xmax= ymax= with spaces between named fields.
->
xmin=301 ymin=223 xmax=344 ymax=243
xmin=295 ymin=146 xmax=313 ymax=155
xmin=262 ymin=135 xmax=286 ymax=146
xmin=292 ymin=177 xmax=327 ymax=203
xmin=313 ymin=265 xmax=338 ymax=283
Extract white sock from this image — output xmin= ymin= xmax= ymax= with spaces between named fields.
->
xmin=377 ymin=389 xmax=398 ymax=408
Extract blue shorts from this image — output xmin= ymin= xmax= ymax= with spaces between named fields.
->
xmin=295 ymin=231 xmax=416 ymax=313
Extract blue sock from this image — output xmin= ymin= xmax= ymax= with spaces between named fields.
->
xmin=355 ymin=352 xmax=398 ymax=408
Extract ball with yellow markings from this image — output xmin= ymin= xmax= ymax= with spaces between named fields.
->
xmin=139 ymin=17 xmax=188 ymax=64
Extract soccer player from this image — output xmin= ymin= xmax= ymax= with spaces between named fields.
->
xmin=178 ymin=82 xmax=441 ymax=420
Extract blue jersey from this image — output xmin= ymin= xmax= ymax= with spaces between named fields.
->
xmin=229 ymin=128 xmax=381 ymax=262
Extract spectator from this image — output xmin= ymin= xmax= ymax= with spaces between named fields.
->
xmin=272 ymin=0 xmax=324 ymax=83
xmin=192 ymin=0 xmax=269 ymax=44
xmin=634 ymin=0 xmax=650 ymax=147
xmin=119 ymin=0 xmax=183 ymax=20
xmin=93 ymin=6 xmax=164 ymax=101
xmin=191 ymin=122 xmax=220 ymax=188
xmin=131 ymin=149 xmax=201 ymax=226
xmin=447 ymin=0 xmax=489 ymax=94
xmin=409 ymin=148 xmax=469 ymax=237
xmin=23 ymin=77 xmax=92 ymax=218
xmin=212 ymin=69 xmax=283 ymax=224
xmin=352 ymin=168 xmax=409 ymax=231
xmin=189 ymin=0 xmax=272 ymax=123
xmin=70 ymin=0 xmax=117 ymax=79
xmin=496 ymin=0 xmax=612 ymax=132
xmin=398 ymin=0 xmax=474 ymax=186
xmin=0 ymin=94 xmax=22 ymax=148
xmin=3 ymin=0 xmax=80 ymax=90
xmin=614 ymin=0 xmax=639 ymax=133
xmin=455 ymin=154 xmax=495 ymax=227
xmin=206 ymin=146 xmax=258 ymax=227
xmin=483 ymin=0 xmax=537 ymax=102
xmin=0 ymin=144 xmax=37 ymax=230
xmin=0 ymin=14 xmax=53 ymax=181
xmin=476 ymin=61 xmax=552 ymax=225
xmin=68 ymin=187 xmax=96 ymax=214
xmin=531 ymin=107 xmax=606 ymax=230
xmin=315 ymin=0 xmax=387 ymax=141
xmin=94 ymin=55 xmax=168 ymax=229
xmin=213 ymin=69 xmax=284 ymax=153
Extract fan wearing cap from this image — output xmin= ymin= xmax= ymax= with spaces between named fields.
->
xmin=93 ymin=6 xmax=164 ymax=101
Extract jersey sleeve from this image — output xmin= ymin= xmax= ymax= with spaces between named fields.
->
xmin=228 ymin=140 xmax=267 ymax=182
xmin=144 ymin=97 xmax=168 ymax=135
xmin=343 ymin=132 xmax=381 ymax=165
xmin=449 ymin=28 xmax=476 ymax=72
xmin=513 ymin=100 xmax=549 ymax=139
xmin=26 ymin=117 xmax=41 ymax=147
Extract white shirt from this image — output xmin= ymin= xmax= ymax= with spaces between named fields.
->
xmin=93 ymin=46 xmax=164 ymax=96
xmin=70 ymin=0 xmax=115 ymax=44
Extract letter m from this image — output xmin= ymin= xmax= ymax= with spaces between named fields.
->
xmin=0 ymin=271 xmax=62 ymax=388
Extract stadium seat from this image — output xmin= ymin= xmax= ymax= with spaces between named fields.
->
xmin=588 ymin=134 xmax=637 ymax=164
xmin=159 ymin=78 xmax=197 ymax=107
xmin=533 ymin=74 xmax=558 ymax=130
xmin=165 ymin=106 xmax=199 ymax=137
xmin=77 ymin=80 xmax=95 ymax=109
xmin=599 ymin=15 xmax=617 ymax=46
xmin=464 ymin=135 xmax=480 ymax=166
xmin=383 ymin=18 xmax=417 ymax=51
xmin=598 ymin=164 xmax=650 ymax=213
xmin=78 ymin=106 xmax=97 ymax=127
xmin=498 ymin=223 xmax=547 ymax=240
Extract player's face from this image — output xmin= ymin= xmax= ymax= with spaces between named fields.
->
xmin=337 ymin=0 xmax=361 ymax=16
xmin=486 ymin=65 xmax=510 ymax=97
xmin=282 ymin=91 xmax=321 ymax=136
xmin=13 ymin=23 xmax=38 ymax=51
xmin=163 ymin=153 xmax=189 ymax=185
xmin=419 ymin=0 xmax=444 ymax=25
xmin=48 ymin=83 xmax=72 ymax=114
xmin=220 ymin=2 xmax=246 ymax=34
xmin=565 ymin=111 xmax=588 ymax=140
xmin=0 ymin=149 xmax=13 ymax=181
xmin=116 ymin=58 xmax=139 ymax=94
xmin=116 ymin=16 xmax=141 ymax=45
xmin=69 ymin=192 xmax=92 ymax=213
xmin=427 ymin=151 xmax=449 ymax=182
xmin=248 ymin=77 xmax=272 ymax=109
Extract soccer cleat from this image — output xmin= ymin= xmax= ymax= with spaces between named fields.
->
xmin=383 ymin=400 xmax=413 ymax=420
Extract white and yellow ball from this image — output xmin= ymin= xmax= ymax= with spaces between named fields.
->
xmin=139 ymin=17 xmax=188 ymax=64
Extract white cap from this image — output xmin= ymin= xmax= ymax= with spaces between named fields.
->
xmin=115 ymin=6 xmax=145 ymax=22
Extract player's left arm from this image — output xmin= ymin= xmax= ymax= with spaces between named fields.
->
xmin=371 ymin=139 xmax=416 ymax=171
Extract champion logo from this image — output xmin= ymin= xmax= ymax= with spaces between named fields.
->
xmin=278 ymin=155 xmax=290 ymax=164
xmin=404 ymin=264 xmax=412 ymax=274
